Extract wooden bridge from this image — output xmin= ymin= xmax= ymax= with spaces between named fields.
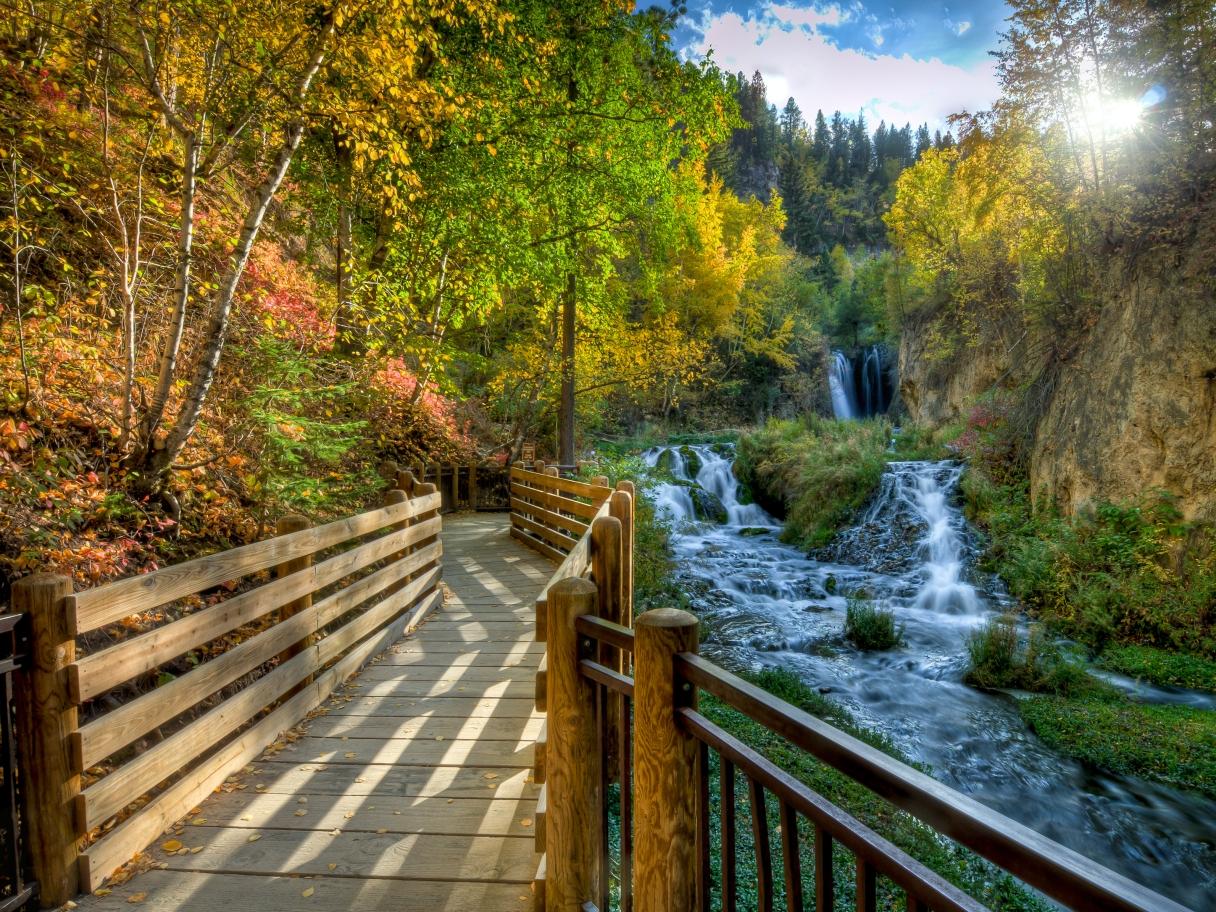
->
xmin=5 ymin=465 xmax=1195 ymax=912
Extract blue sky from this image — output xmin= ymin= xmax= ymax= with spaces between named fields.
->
xmin=671 ymin=1 xmax=1011 ymax=131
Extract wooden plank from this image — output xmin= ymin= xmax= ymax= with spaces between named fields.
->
xmin=74 ymin=869 xmax=534 ymax=912
xmin=356 ymin=663 xmax=538 ymax=682
xmin=535 ymin=654 xmax=547 ymax=713
xmin=300 ymin=713 xmax=543 ymax=743
xmin=510 ymin=512 xmax=580 ymax=554
xmin=275 ymin=736 xmax=533 ymax=768
xmin=79 ymin=572 xmax=440 ymax=831
xmin=184 ymin=791 xmax=538 ymax=837
xmin=510 ymin=526 xmax=566 ymax=564
xmin=79 ymin=583 xmax=424 ymax=891
xmin=70 ymin=493 xmax=441 ymax=634
xmin=144 ymin=826 xmax=537 ymax=883
xmin=344 ymin=678 xmax=533 ymax=699
xmin=508 ymin=497 xmax=589 ymax=538
xmin=242 ymin=761 xmax=538 ymax=799
xmin=510 ymin=466 xmax=611 ymax=502
xmin=75 ymin=542 xmax=441 ymax=768
xmin=72 ymin=519 xmax=441 ymax=701
xmin=534 ymin=720 xmax=546 ymax=785
xmin=377 ymin=642 xmax=545 ymax=658
xmin=320 ymin=696 xmax=539 ymax=719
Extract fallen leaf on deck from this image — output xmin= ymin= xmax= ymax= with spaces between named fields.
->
xmin=127 ymin=893 xmax=146 ymax=904
xmin=247 ymin=834 xmax=261 ymax=843
xmin=301 ymin=887 xmax=315 ymax=898
xmin=161 ymin=839 xmax=183 ymax=852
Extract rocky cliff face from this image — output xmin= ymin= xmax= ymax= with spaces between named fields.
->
xmin=897 ymin=308 xmax=1027 ymax=426
xmin=899 ymin=249 xmax=1216 ymax=522
xmin=1030 ymin=263 xmax=1216 ymax=522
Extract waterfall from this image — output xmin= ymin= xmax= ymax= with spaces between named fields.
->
xmin=829 ymin=347 xmax=890 ymax=420
xmin=828 ymin=351 xmax=858 ymax=420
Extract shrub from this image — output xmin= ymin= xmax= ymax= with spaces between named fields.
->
xmin=845 ymin=598 xmax=903 ymax=650
xmin=965 ymin=617 xmax=1098 ymax=696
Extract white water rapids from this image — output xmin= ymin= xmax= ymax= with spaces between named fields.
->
xmin=641 ymin=443 xmax=1216 ymax=909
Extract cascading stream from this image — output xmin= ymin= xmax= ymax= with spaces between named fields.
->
xmin=643 ymin=443 xmax=1216 ymax=909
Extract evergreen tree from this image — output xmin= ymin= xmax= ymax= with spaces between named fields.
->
xmin=780 ymin=97 xmax=804 ymax=147
xmin=915 ymin=124 xmax=932 ymax=157
xmin=811 ymin=110 xmax=829 ymax=162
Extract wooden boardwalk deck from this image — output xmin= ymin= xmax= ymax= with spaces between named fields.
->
xmin=79 ymin=513 xmax=547 ymax=912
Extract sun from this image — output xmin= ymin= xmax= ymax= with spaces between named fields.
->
xmin=1081 ymin=93 xmax=1145 ymax=137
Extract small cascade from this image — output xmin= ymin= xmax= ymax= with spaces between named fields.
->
xmin=828 ymin=346 xmax=892 ymax=420
xmin=643 ymin=444 xmax=778 ymax=528
xmin=692 ymin=448 xmax=774 ymax=527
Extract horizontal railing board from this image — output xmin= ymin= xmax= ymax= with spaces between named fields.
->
xmin=74 ymin=541 xmax=442 ymax=769
xmin=508 ymin=497 xmax=589 ymax=538
xmin=509 ymin=466 xmax=611 ymax=502
xmin=77 ymin=587 xmax=428 ymax=893
xmin=71 ymin=516 xmax=441 ymax=702
xmin=510 ymin=527 xmax=566 ymax=565
xmin=511 ymin=513 xmax=580 ymax=555
xmin=79 ymin=566 xmax=440 ymax=830
xmin=68 ymin=493 xmax=441 ymax=634
xmin=511 ymin=487 xmax=601 ymax=521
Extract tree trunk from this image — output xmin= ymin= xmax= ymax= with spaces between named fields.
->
xmin=558 ymin=267 xmax=576 ymax=467
xmin=140 ymin=133 xmax=197 ymax=450
xmin=149 ymin=123 xmax=306 ymax=476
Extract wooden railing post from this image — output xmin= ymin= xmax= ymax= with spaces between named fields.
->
xmin=395 ymin=468 xmax=417 ymax=495
xmin=11 ymin=573 xmax=80 ymax=907
xmin=633 ymin=608 xmax=700 ymax=912
xmin=545 ymin=577 xmax=602 ymax=910
xmin=590 ymin=515 xmax=624 ymax=779
xmin=274 ymin=515 xmax=314 ymax=688
xmin=610 ymin=484 xmax=634 ymax=624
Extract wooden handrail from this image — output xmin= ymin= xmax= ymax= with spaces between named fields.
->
xmin=673 ymin=652 xmax=1189 ymax=912
xmin=11 ymin=484 xmax=445 ymax=898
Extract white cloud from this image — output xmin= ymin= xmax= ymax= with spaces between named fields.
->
xmin=767 ymin=3 xmax=847 ymax=30
xmin=948 ymin=19 xmax=973 ymax=36
xmin=689 ymin=4 xmax=997 ymax=130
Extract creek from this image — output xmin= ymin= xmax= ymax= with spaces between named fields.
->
xmin=642 ymin=444 xmax=1216 ymax=909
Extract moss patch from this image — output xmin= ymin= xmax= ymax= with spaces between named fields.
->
xmin=1096 ymin=645 xmax=1216 ymax=693
xmin=1020 ymin=696 xmax=1216 ymax=798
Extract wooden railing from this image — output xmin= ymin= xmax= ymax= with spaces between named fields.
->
xmin=1 ymin=613 xmax=36 ymax=912
xmin=517 ymin=486 xmax=1195 ymax=912
xmin=508 ymin=463 xmax=616 ymax=563
xmin=10 ymin=478 xmax=443 ymax=904
xmin=404 ymin=461 xmax=510 ymax=512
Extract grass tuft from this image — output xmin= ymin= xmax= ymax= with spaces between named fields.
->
xmin=845 ymin=598 xmax=903 ymax=650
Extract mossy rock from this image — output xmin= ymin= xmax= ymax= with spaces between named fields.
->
xmin=677 ymin=445 xmax=703 ymax=478
xmin=738 ymin=526 xmax=770 ymax=537
xmin=689 ymin=488 xmax=728 ymax=524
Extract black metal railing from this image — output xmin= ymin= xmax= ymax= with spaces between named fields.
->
xmin=0 ymin=613 xmax=35 ymax=912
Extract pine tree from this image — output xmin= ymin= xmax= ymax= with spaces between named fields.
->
xmin=811 ymin=110 xmax=829 ymax=162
